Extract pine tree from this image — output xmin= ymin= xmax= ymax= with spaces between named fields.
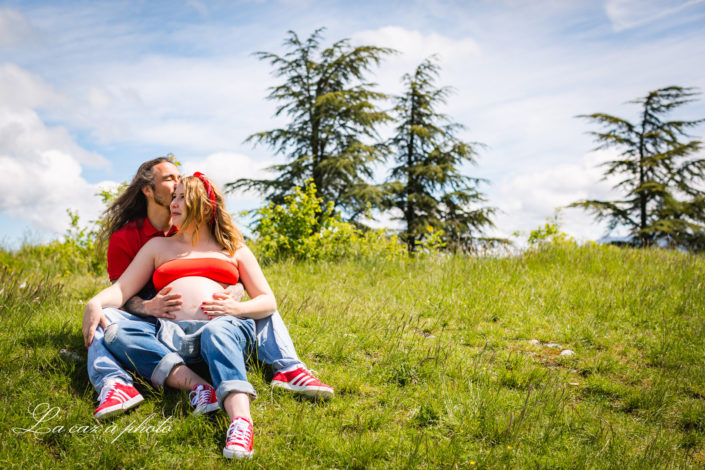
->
xmin=571 ymin=86 xmax=705 ymax=250
xmin=226 ymin=28 xmax=394 ymax=221
xmin=385 ymin=57 xmax=495 ymax=252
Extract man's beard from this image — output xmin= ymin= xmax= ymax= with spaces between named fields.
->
xmin=154 ymin=191 xmax=172 ymax=209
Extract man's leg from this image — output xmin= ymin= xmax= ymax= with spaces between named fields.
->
xmin=254 ymin=310 xmax=304 ymax=372
xmin=255 ymin=311 xmax=333 ymax=399
xmin=88 ymin=308 xmax=146 ymax=419
xmin=88 ymin=308 xmax=142 ymax=391
xmin=103 ymin=319 xmax=185 ymax=388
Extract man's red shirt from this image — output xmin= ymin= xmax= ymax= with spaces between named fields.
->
xmin=107 ymin=217 xmax=177 ymax=281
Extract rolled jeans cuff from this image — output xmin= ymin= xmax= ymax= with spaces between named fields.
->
xmin=216 ymin=380 xmax=257 ymax=409
xmin=150 ymin=352 xmax=184 ymax=388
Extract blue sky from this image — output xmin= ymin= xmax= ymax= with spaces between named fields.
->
xmin=1 ymin=0 xmax=704 ymax=247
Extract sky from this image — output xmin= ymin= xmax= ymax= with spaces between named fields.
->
xmin=1 ymin=0 xmax=704 ymax=248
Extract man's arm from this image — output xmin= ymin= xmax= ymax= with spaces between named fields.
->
xmin=121 ymin=286 xmax=181 ymax=319
xmin=223 ymin=283 xmax=246 ymax=301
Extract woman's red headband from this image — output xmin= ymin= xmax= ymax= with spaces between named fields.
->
xmin=192 ymin=172 xmax=217 ymax=223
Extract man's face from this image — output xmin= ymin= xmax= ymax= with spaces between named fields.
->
xmin=144 ymin=162 xmax=180 ymax=208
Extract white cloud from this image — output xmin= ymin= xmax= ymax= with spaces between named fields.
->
xmin=180 ymin=151 xmax=274 ymax=215
xmin=0 ymin=8 xmax=39 ymax=47
xmin=353 ymin=26 xmax=481 ymax=65
xmin=0 ymin=65 xmax=112 ymax=235
xmin=0 ymin=64 xmax=108 ymax=168
xmin=0 ymin=63 xmax=62 ymax=109
xmin=186 ymin=0 xmax=209 ymax=17
xmin=351 ymin=26 xmax=482 ymax=95
xmin=0 ymin=106 xmax=107 ymax=168
xmin=50 ymin=55 xmax=276 ymax=154
xmin=493 ymin=149 xmax=622 ymax=240
xmin=0 ymin=147 xmax=111 ymax=234
xmin=605 ymin=0 xmax=705 ymax=31
xmin=181 ymin=151 xmax=273 ymax=191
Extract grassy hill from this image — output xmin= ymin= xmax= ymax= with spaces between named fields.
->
xmin=1 ymin=243 xmax=704 ymax=468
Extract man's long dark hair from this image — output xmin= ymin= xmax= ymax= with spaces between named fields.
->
xmin=99 ymin=156 xmax=175 ymax=245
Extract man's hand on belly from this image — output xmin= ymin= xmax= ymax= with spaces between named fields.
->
xmin=223 ymin=282 xmax=246 ymax=302
xmin=140 ymin=286 xmax=182 ymax=319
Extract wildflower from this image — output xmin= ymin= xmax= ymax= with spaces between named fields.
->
xmin=470 ymin=461 xmax=476 ymax=465
xmin=507 ymin=445 xmax=513 ymax=450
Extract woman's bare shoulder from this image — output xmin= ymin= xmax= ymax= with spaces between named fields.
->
xmin=140 ymin=236 xmax=181 ymax=262
xmin=234 ymin=243 xmax=253 ymax=257
xmin=233 ymin=244 xmax=256 ymax=264
xmin=143 ymin=236 xmax=173 ymax=251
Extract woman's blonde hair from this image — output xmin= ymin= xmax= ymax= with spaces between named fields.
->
xmin=181 ymin=174 xmax=244 ymax=255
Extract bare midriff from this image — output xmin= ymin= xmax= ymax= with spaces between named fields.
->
xmin=164 ymin=276 xmax=226 ymax=321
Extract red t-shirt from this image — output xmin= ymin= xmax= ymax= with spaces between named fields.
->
xmin=107 ymin=217 xmax=177 ymax=281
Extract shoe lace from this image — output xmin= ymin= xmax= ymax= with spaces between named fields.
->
xmin=226 ymin=418 xmax=253 ymax=449
xmin=189 ymin=385 xmax=212 ymax=408
xmin=98 ymin=381 xmax=121 ymax=404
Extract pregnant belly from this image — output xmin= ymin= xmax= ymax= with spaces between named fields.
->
xmin=164 ymin=276 xmax=225 ymax=321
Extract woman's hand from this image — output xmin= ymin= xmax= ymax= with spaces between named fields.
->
xmin=82 ymin=302 xmax=108 ymax=348
xmin=201 ymin=292 xmax=245 ymax=319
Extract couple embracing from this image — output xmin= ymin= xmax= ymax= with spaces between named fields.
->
xmin=82 ymin=156 xmax=333 ymax=459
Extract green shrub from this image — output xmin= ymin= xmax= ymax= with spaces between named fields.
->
xmin=527 ymin=212 xmax=575 ymax=247
xmin=249 ymin=180 xmax=406 ymax=262
xmin=0 ymin=210 xmax=105 ymax=277
xmin=414 ymin=225 xmax=447 ymax=253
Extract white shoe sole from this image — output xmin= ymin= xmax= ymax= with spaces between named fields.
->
xmin=94 ymin=394 xmax=144 ymax=420
xmin=193 ymin=401 xmax=220 ymax=416
xmin=271 ymin=381 xmax=334 ymax=400
xmin=223 ymin=447 xmax=253 ymax=459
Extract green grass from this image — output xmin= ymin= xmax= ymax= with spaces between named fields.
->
xmin=1 ymin=243 xmax=704 ymax=468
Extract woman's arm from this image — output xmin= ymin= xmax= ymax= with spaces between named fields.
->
xmin=202 ymin=245 xmax=276 ymax=320
xmin=82 ymin=239 xmax=159 ymax=347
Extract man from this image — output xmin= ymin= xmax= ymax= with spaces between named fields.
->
xmin=83 ymin=156 xmax=333 ymax=420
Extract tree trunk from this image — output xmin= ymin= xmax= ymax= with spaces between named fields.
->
xmin=405 ymin=95 xmax=417 ymax=253
xmin=638 ymin=105 xmax=649 ymax=246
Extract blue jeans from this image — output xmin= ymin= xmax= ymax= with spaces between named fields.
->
xmin=88 ymin=308 xmax=303 ymax=395
xmin=104 ymin=316 xmax=257 ymax=406
xmin=255 ymin=311 xmax=305 ymax=372
xmin=87 ymin=308 xmax=150 ymax=393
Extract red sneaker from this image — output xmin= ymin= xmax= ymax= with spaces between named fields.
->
xmin=271 ymin=367 xmax=334 ymax=399
xmin=223 ymin=417 xmax=254 ymax=459
xmin=93 ymin=381 xmax=144 ymax=420
xmin=189 ymin=384 xmax=219 ymax=415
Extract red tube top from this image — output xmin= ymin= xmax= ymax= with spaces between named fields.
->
xmin=153 ymin=258 xmax=239 ymax=291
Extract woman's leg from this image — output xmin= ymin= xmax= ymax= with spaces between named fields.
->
xmin=164 ymin=365 xmax=210 ymax=391
xmin=199 ymin=318 xmax=256 ymax=459
xmin=200 ymin=318 xmax=257 ymax=407
xmin=223 ymin=392 xmax=251 ymax=421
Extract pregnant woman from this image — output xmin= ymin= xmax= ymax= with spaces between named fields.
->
xmin=82 ymin=173 xmax=273 ymax=459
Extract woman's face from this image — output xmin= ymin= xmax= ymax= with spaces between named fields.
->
xmin=170 ymin=183 xmax=186 ymax=228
